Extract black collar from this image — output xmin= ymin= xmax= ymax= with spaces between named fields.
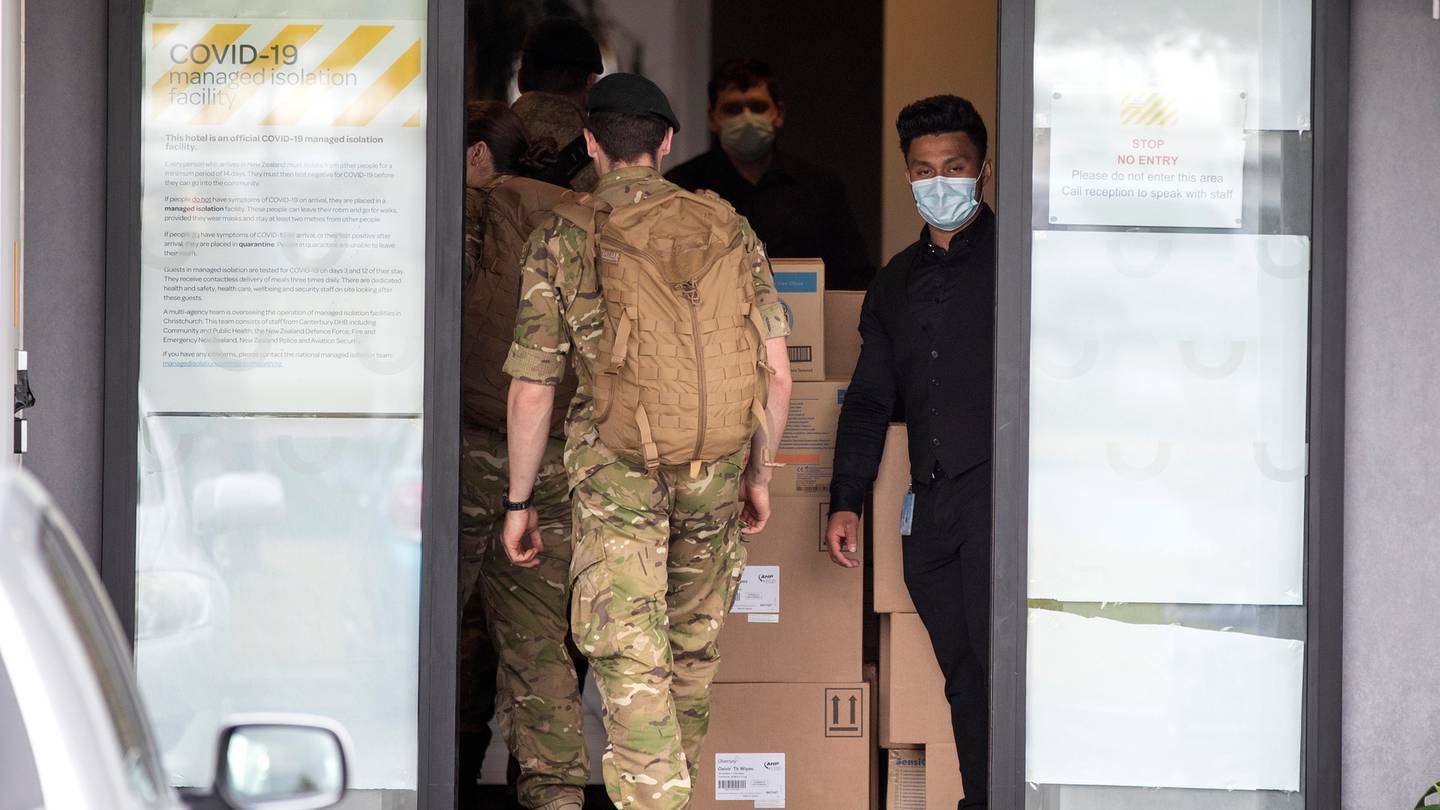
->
xmin=920 ymin=204 xmax=994 ymax=260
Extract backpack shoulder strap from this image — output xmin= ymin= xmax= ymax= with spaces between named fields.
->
xmin=551 ymin=192 xmax=612 ymax=244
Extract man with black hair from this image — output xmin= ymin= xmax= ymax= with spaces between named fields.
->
xmin=501 ymin=73 xmax=793 ymax=810
xmin=825 ymin=94 xmax=994 ymax=809
xmin=512 ymin=17 xmax=602 ymax=191
xmin=665 ymin=58 xmax=873 ymax=290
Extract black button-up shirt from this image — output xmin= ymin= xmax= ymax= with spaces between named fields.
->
xmin=665 ymin=148 xmax=874 ymax=290
xmin=829 ymin=205 xmax=996 ymax=515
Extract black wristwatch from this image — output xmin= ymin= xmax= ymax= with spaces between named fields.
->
xmin=502 ymin=492 xmax=533 ymax=511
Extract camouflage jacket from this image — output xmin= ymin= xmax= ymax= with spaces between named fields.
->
xmin=503 ymin=166 xmax=790 ymax=487
xmin=512 ymin=91 xmax=597 ymax=192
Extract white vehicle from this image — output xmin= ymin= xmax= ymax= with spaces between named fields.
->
xmin=0 ymin=467 xmax=350 ymax=810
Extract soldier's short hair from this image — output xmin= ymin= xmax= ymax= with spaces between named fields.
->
xmin=586 ymin=111 xmax=668 ymax=163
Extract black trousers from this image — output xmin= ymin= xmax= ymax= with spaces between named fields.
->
xmin=902 ymin=459 xmax=992 ymax=810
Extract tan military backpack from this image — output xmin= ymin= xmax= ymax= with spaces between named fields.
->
xmin=462 ymin=175 xmax=576 ymax=435
xmin=554 ymin=187 xmax=774 ymax=476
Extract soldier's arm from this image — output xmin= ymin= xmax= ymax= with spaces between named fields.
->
xmin=739 ymin=219 xmax=794 ymax=533
xmin=751 ymin=336 xmax=793 ymax=481
xmin=501 ymin=219 xmax=571 ymax=564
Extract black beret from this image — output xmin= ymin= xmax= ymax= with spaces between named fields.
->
xmin=586 ymin=73 xmax=680 ymax=133
xmin=521 ymin=18 xmax=602 ymax=75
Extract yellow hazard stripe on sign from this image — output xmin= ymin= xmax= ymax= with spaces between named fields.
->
xmin=151 ymin=23 xmax=250 ymax=116
xmin=333 ymin=39 xmax=422 ymax=127
xmin=1120 ymin=93 xmax=1178 ymax=127
xmin=191 ymin=24 xmax=323 ymax=125
xmin=151 ymin=22 xmax=179 ymax=49
xmin=261 ymin=24 xmax=394 ymax=126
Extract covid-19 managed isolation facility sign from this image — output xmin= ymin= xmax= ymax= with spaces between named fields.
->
xmin=1047 ymin=88 xmax=1247 ymax=229
xmin=139 ymin=19 xmax=426 ymax=414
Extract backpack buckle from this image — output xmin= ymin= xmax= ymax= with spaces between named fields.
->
xmin=672 ymin=280 xmax=702 ymax=306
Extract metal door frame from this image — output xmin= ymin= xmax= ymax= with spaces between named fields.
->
xmin=990 ymin=0 xmax=1349 ymax=805
xmin=101 ymin=2 xmax=463 ymax=807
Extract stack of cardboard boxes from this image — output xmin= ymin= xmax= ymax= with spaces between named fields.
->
xmin=488 ymin=261 xmax=968 ymax=807
xmin=874 ymin=424 xmax=966 ymax=809
xmin=690 ymin=261 xmax=876 ymax=810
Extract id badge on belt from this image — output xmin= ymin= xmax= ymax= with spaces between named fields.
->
xmin=900 ymin=488 xmax=915 ymax=536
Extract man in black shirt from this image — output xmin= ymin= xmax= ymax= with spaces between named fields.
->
xmin=826 ymin=95 xmax=994 ymax=809
xmin=665 ymin=58 xmax=873 ymax=290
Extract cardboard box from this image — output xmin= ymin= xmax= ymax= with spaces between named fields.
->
xmin=886 ymin=748 xmax=927 ymax=810
xmin=873 ymin=424 xmax=917 ymax=613
xmin=879 ymin=613 xmax=953 ymax=747
xmin=772 ymin=259 xmax=826 ymax=382
xmin=690 ymin=682 xmax=871 ymax=810
xmin=719 ymin=496 xmax=863 ymax=683
xmin=825 ymin=290 xmax=865 ymax=379
xmin=882 ymin=745 xmax=965 ymax=810
xmin=770 ymin=379 xmax=847 ymax=498
xmin=924 ymin=743 xmax=965 ymax=809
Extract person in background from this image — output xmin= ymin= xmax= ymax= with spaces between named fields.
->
xmin=824 ymin=95 xmax=995 ymax=810
xmin=666 ymin=58 xmax=873 ymax=291
xmin=512 ymin=17 xmax=603 ymax=192
xmin=458 ymin=100 xmax=588 ymax=810
xmin=501 ymin=74 xmax=793 ymax=809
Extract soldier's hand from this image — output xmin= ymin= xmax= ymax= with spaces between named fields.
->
xmin=739 ymin=474 xmax=771 ymax=535
xmin=825 ymin=511 xmax=861 ymax=569
xmin=501 ymin=506 xmax=543 ymax=568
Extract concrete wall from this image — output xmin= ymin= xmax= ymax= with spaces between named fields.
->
xmin=1343 ymin=0 xmax=1440 ymax=806
xmin=23 ymin=0 xmax=107 ymax=562
xmin=881 ymin=0 xmax=997 ymax=260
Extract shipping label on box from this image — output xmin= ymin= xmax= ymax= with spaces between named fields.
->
xmin=733 ymin=565 xmax=780 ymax=622
xmin=771 ymin=380 xmax=847 ymax=498
xmin=772 ymin=259 xmax=825 ymax=382
xmin=886 ymin=748 xmax=927 ymax=810
xmin=714 ymin=753 xmax=786 ymax=808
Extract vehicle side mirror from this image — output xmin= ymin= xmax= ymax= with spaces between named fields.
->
xmin=213 ymin=718 xmax=348 ymax=810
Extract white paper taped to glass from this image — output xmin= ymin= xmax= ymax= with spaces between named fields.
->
xmin=1026 ymin=610 xmax=1304 ymax=792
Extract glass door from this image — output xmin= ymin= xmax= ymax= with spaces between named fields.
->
xmin=994 ymin=0 xmax=1347 ymax=807
xmin=107 ymin=1 xmax=459 ymax=807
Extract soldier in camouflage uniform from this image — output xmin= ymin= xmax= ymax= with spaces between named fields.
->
xmin=512 ymin=17 xmax=601 ymax=192
xmin=460 ymin=100 xmax=587 ymax=810
xmin=500 ymin=75 xmax=793 ymax=810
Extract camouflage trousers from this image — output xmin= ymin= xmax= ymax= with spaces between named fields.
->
xmin=460 ymin=426 xmax=588 ymax=808
xmin=569 ymin=449 xmax=749 ymax=810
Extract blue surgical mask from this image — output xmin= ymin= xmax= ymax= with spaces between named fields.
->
xmin=910 ymin=175 xmax=979 ymax=231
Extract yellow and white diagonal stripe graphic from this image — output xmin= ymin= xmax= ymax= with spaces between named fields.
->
xmin=1120 ymin=92 xmax=1179 ymax=127
xmin=193 ymin=24 xmax=323 ymax=125
xmin=143 ymin=18 xmax=426 ymax=129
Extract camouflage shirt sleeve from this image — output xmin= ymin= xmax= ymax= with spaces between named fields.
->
xmin=739 ymin=217 xmax=791 ymax=339
xmin=503 ymin=216 xmax=574 ymax=385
